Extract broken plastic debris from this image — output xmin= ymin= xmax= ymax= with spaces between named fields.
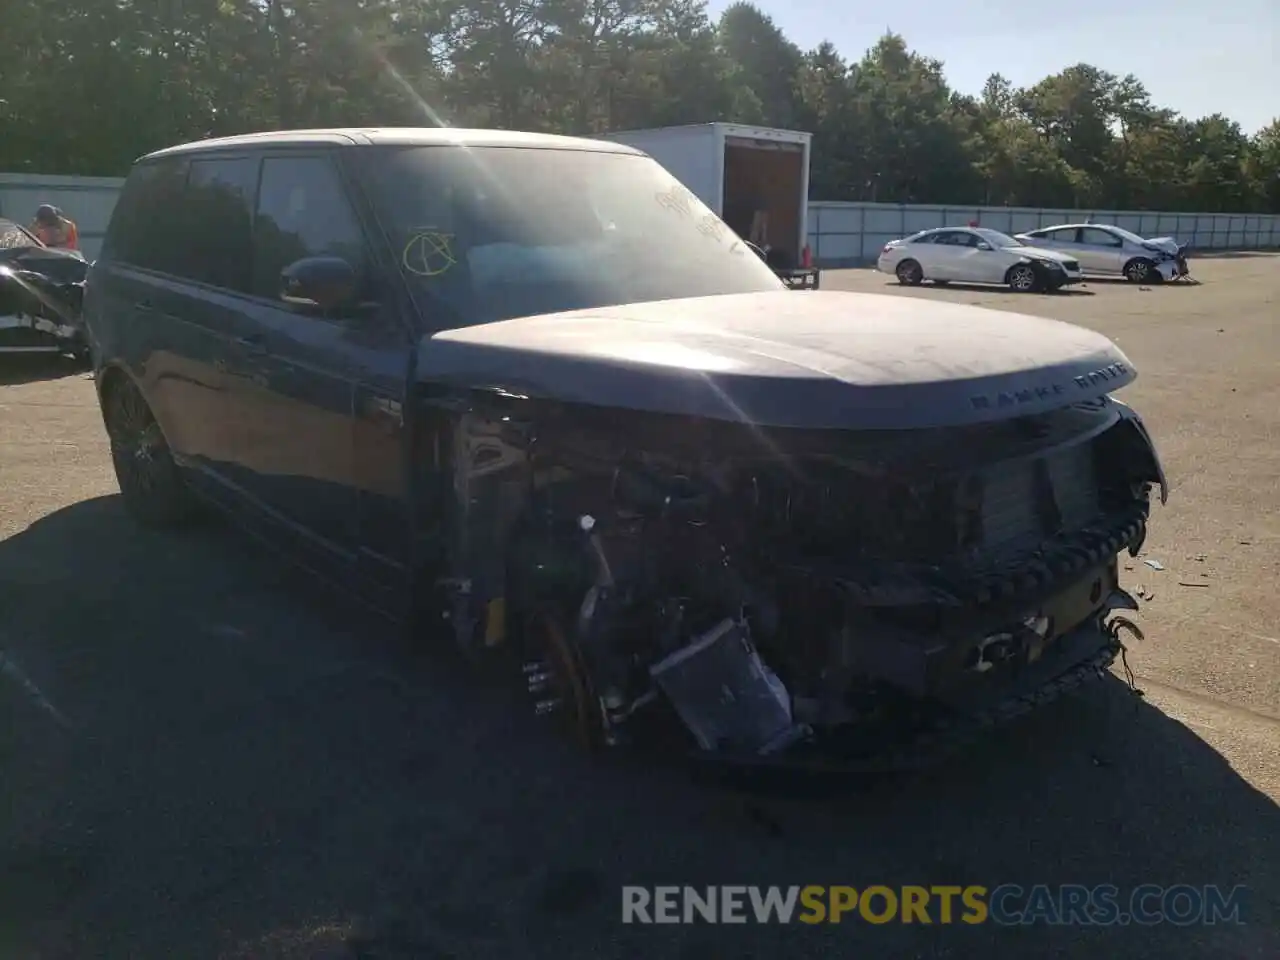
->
xmin=1177 ymin=581 xmax=1210 ymax=588
xmin=1142 ymin=559 xmax=1165 ymax=571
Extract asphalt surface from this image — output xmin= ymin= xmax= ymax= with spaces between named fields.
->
xmin=1 ymin=254 xmax=1277 ymax=959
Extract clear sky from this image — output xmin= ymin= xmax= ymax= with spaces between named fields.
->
xmin=708 ymin=0 xmax=1278 ymax=134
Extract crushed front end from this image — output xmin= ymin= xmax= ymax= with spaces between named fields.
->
xmin=437 ymin=393 xmax=1167 ymax=771
xmin=0 ymin=249 xmax=87 ymax=355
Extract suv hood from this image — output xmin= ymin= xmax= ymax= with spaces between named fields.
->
xmin=416 ymin=290 xmax=1136 ymax=430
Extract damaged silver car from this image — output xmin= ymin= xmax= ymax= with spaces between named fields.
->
xmin=84 ymin=128 xmax=1168 ymax=773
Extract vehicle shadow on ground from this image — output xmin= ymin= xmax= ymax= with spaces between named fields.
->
xmin=1076 ymin=277 xmax=1199 ymax=288
xmin=1189 ymin=250 xmax=1277 ymax=260
xmin=0 ymin=355 xmax=89 ymax=387
xmin=886 ymin=281 xmax=1095 ymax=297
xmin=1 ymin=496 xmax=1277 ymax=960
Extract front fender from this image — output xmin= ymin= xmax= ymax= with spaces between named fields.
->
xmin=1110 ymin=398 xmax=1169 ymax=505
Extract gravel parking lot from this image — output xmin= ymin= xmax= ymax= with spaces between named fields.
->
xmin=2 ymin=253 xmax=1277 ymax=959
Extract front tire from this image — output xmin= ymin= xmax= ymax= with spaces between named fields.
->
xmin=103 ymin=376 xmax=198 ymax=527
xmin=895 ymin=259 xmax=924 ymax=286
xmin=1123 ymin=257 xmax=1154 ymax=283
xmin=1006 ymin=263 xmax=1038 ymax=292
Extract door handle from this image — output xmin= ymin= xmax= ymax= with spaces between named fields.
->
xmin=135 ymin=299 xmax=153 ymax=312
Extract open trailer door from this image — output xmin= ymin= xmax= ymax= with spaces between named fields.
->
xmin=717 ymin=124 xmax=818 ymax=289
xmin=599 ymin=123 xmax=819 ymax=289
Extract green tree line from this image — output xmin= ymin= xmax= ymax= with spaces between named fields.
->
xmin=2 ymin=0 xmax=1277 ymax=212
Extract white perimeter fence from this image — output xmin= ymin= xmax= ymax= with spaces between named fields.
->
xmin=0 ymin=173 xmax=126 ymax=261
xmin=807 ymin=201 xmax=1280 ymax=267
xmin=4 ymin=172 xmax=1279 ymax=267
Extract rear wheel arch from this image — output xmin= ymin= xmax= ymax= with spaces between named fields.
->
xmin=895 ymin=258 xmax=924 ymax=285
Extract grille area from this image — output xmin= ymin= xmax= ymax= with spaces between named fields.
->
xmin=981 ymin=443 xmax=1099 ymax=555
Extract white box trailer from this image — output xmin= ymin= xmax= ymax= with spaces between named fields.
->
xmin=599 ymin=122 xmax=818 ymax=287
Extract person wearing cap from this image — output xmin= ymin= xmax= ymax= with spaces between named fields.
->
xmin=30 ymin=204 xmax=79 ymax=250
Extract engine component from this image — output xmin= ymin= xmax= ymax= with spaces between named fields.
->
xmin=648 ymin=617 xmax=808 ymax=754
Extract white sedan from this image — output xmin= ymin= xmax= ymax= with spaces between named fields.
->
xmin=1013 ymin=223 xmax=1185 ymax=282
xmin=876 ymin=227 xmax=1083 ymax=293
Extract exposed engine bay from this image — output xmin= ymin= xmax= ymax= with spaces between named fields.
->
xmin=424 ymin=390 xmax=1166 ymax=769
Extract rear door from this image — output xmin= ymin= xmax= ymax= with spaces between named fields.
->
xmin=89 ymin=156 xmax=252 ymax=501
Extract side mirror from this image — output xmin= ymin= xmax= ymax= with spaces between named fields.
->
xmin=280 ymin=256 xmax=360 ymax=313
xmin=976 ymin=241 xmax=993 ymax=251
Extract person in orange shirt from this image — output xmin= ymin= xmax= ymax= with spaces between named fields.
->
xmin=30 ymin=204 xmax=79 ymax=250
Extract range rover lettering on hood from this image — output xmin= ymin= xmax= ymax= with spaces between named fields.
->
xmin=969 ymin=361 xmax=1132 ymax=411
xmin=420 ymin=290 xmax=1140 ymax=431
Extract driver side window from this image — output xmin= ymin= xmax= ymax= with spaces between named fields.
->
xmin=252 ymin=155 xmax=370 ymax=302
xmin=1081 ymin=227 xmax=1124 ymax=247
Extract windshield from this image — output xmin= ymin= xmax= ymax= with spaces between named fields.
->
xmin=974 ymin=228 xmax=1021 ymax=248
xmin=353 ymin=145 xmax=784 ymax=328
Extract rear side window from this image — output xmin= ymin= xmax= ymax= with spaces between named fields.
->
xmin=102 ymin=159 xmax=189 ymax=272
xmin=181 ymin=157 xmax=258 ymax=291
xmin=251 ymin=156 xmax=368 ymax=300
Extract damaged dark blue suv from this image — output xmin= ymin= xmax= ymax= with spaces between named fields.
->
xmin=85 ymin=128 xmax=1168 ymax=773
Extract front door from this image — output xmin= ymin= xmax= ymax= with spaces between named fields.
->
xmin=1076 ymin=226 xmax=1128 ymax=275
xmin=227 ymin=152 xmax=412 ymax=600
xmin=923 ymin=231 xmax=967 ymax=279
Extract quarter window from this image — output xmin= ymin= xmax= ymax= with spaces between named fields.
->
xmin=251 ymin=156 xmax=368 ymax=301
xmin=102 ymin=159 xmax=190 ymax=273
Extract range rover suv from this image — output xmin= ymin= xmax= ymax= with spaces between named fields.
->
xmin=84 ymin=128 xmax=1168 ymax=772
